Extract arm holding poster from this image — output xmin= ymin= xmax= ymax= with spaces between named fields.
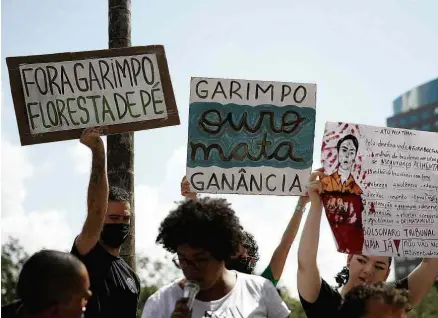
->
xmin=405 ymin=258 xmax=438 ymax=306
xmin=297 ymin=169 xmax=325 ymax=303
xmin=267 ymin=195 xmax=310 ymax=283
xmin=75 ymin=127 xmax=109 ymax=255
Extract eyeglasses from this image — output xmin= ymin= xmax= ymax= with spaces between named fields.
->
xmin=172 ymin=255 xmax=210 ymax=271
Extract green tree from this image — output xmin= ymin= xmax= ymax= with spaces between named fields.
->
xmin=136 ymin=254 xmax=181 ymax=318
xmin=1 ymin=237 xmax=29 ymax=304
xmin=278 ymin=286 xmax=307 ymax=318
xmin=408 ymin=285 xmax=438 ymax=318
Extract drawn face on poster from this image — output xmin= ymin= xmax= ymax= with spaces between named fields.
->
xmin=321 ymin=123 xmax=368 ymax=254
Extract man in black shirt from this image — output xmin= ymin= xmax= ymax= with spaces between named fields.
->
xmin=2 ymin=250 xmax=91 ymax=318
xmin=71 ymin=128 xmax=140 ymax=318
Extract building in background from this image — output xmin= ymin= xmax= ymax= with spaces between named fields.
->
xmin=387 ymin=77 xmax=438 ymax=133
xmin=386 ymin=77 xmax=438 ymax=281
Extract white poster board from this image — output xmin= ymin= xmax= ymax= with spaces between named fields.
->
xmin=7 ymin=46 xmax=180 ymax=145
xmin=20 ymin=54 xmax=167 ymax=133
xmin=321 ymin=122 xmax=438 ymax=257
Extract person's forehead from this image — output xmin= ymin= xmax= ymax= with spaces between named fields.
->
xmin=177 ymin=244 xmax=210 ymax=258
xmin=107 ymin=201 xmax=130 ymax=215
xmin=74 ymin=266 xmax=91 ymax=292
xmin=366 ymin=255 xmax=390 ymax=266
xmin=341 ymin=139 xmax=355 ymax=149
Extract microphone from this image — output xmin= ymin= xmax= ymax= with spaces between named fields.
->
xmin=183 ymin=280 xmax=200 ymax=310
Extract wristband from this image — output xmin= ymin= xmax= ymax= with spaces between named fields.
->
xmin=295 ymin=204 xmax=305 ymax=212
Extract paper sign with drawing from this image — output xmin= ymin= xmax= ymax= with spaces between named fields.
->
xmin=321 ymin=122 xmax=438 ymax=257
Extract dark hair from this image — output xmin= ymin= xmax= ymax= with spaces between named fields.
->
xmin=156 ymin=197 xmax=243 ymax=262
xmin=226 ymin=230 xmax=260 ymax=274
xmin=17 ymin=250 xmax=85 ymax=314
xmin=109 ymin=186 xmax=130 ymax=202
xmin=336 ymin=134 xmax=359 ymax=152
xmin=242 ymin=231 xmax=260 ymax=265
xmin=335 ymin=257 xmax=393 ymax=288
xmin=339 ymin=282 xmax=410 ymax=318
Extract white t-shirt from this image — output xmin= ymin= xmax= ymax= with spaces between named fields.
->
xmin=141 ymin=271 xmax=290 ymax=318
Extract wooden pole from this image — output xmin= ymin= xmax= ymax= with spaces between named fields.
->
xmin=107 ymin=0 xmax=135 ymax=270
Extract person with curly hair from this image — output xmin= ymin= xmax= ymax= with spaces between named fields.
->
xmin=226 ymin=230 xmax=260 ymax=275
xmin=339 ymin=282 xmax=410 ymax=318
xmin=141 ymin=198 xmax=291 ymax=318
xmin=181 ymin=176 xmax=310 ymax=287
xmin=297 ymin=169 xmax=438 ymax=318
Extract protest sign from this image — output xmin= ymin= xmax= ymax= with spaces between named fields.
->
xmin=321 ymin=122 xmax=438 ymax=257
xmin=6 ymin=45 xmax=179 ymax=145
xmin=186 ymin=77 xmax=316 ymax=195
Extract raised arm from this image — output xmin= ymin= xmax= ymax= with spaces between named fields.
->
xmin=75 ymin=128 xmax=109 ymax=255
xmin=297 ymin=169 xmax=325 ymax=303
xmin=268 ymin=196 xmax=310 ymax=281
xmin=405 ymin=258 xmax=438 ymax=307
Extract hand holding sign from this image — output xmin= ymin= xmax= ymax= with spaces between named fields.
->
xmin=181 ymin=176 xmax=197 ymax=200
xmin=305 ymin=168 xmax=324 ymax=203
xmin=80 ymin=127 xmax=106 ymax=152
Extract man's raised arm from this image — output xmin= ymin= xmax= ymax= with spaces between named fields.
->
xmin=75 ymin=127 xmax=109 ymax=255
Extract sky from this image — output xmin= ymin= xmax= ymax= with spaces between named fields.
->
xmin=1 ymin=0 xmax=438 ymax=298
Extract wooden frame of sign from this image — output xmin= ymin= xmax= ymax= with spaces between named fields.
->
xmin=6 ymin=45 xmax=180 ymax=146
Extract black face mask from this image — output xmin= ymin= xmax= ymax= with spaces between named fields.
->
xmin=100 ymin=223 xmax=130 ymax=248
xmin=226 ymin=257 xmax=255 ymax=274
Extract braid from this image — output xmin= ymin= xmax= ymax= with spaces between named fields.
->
xmin=335 ymin=266 xmax=350 ymax=288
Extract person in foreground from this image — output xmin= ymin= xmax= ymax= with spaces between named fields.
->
xmin=71 ymin=127 xmax=140 ymax=318
xmin=1 ymin=250 xmax=91 ymax=318
xmin=141 ymin=197 xmax=291 ymax=318
xmin=339 ymin=282 xmax=410 ymax=318
xmin=297 ymin=168 xmax=438 ymax=317
xmin=181 ymin=176 xmax=310 ymax=287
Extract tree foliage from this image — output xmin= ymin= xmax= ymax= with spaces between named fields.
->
xmin=277 ymin=286 xmax=307 ymax=318
xmin=1 ymin=237 xmax=29 ymax=304
xmin=407 ymin=285 xmax=438 ymax=318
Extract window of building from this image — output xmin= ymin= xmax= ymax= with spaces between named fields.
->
xmin=387 ymin=120 xmax=396 ymax=128
xmin=435 ymin=107 xmax=438 ymax=115
xmin=410 ymin=114 xmax=419 ymax=123
xmin=400 ymin=118 xmax=407 ymax=126
xmin=422 ymin=124 xmax=432 ymax=131
xmin=421 ymin=111 xmax=429 ymax=120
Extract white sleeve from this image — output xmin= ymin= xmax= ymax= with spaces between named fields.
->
xmin=141 ymin=295 xmax=165 ymax=318
xmin=262 ymin=281 xmax=291 ymax=318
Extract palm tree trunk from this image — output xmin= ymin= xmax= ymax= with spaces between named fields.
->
xmin=107 ymin=0 xmax=135 ymax=271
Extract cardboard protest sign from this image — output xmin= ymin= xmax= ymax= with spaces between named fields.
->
xmin=321 ymin=122 xmax=438 ymax=257
xmin=186 ymin=77 xmax=316 ymax=195
xmin=6 ymin=46 xmax=179 ymax=146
